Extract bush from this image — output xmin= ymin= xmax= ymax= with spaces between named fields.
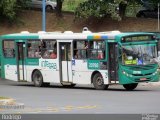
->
xmin=75 ymin=0 xmax=122 ymax=21
xmin=0 ymin=0 xmax=31 ymax=23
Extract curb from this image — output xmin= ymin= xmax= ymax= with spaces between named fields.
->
xmin=0 ymin=98 xmax=16 ymax=106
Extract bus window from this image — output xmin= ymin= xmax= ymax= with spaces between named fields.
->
xmin=73 ymin=40 xmax=88 ymax=59
xmin=3 ymin=40 xmax=15 ymax=58
xmin=41 ymin=40 xmax=57 ymax=59
xmin=27 ymin=40 xmax=41 ymax=58
xmin=121 ymin=44 xmax=157 ymax=65
xmin=88 ymin=40 xmax=105 ymax=59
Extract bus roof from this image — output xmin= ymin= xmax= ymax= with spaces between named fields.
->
xmin=0 ymin=31 xmax=155 ymax=41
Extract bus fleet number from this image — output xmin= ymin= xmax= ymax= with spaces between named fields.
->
xmin=89 ymin=63 xmax=99 ymax=68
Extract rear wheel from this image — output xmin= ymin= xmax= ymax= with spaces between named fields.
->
xmin=32 ymin=70 xmax=44 ymax=87
xmin=123 ymin=83 xmax=138 ymax=91
xmin=93 ymin=73 xmax=108 ymax=90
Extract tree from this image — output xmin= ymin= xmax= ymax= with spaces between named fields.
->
xmin=75 ymin=0 xmax=126 ymax=21
xmin=55 ymin=0 xmax=64 ymax=17
xmin=119 ymin=0 xmax=127 ymax=19
xmin=75 ymin=0 xmax=148 ymax=20
xmin=0 ymin=0 xmax=30 ymax=22
xmin=135 ymin=0 xmax=159 ymax=11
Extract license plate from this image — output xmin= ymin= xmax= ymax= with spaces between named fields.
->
xmin=140 ymin=78 xmax=147 ymax=80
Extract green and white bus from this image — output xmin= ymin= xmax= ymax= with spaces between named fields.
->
xmin=0 ymin=30 xmax=159 ymax=90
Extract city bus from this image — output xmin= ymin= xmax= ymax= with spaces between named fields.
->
xmin=0 ymin=30 xmax=159 ymax=90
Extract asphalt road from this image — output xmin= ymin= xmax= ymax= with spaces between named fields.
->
xmin=0 ymin=78 xmax=160 ymax=114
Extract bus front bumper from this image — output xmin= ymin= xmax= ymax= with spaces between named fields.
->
xmin=118 ymin=71 xmax=159 ymax=85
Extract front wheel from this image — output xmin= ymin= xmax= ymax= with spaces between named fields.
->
xmin=93 ymin=73 xmax=108 ymax=90
xmin=123 ymin=83 xmax=138 ymax=91
xmin=32 ymin=70 xmax=44 ymax=87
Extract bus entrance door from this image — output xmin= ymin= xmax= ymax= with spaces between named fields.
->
xmin=59 ymin=42 xmax=72 ymax=83
xmin=108 ymin=43 xmax=118 ymax=83
xmin=16 ymin=42 xmax=26 ymax=81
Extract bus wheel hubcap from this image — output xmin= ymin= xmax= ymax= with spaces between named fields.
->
xmin=97 ymin=77 xmax=103 ymax=85
xmin=35 ymin=75 xmax=40 ymax=84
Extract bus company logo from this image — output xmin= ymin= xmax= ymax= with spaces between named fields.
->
xmin=41 ymin=60 xmax=57 ymax=69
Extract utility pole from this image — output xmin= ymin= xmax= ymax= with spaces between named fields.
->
xmin=42 ymin=0 xmax=46 ymax=31
xmin=158 ymin=3 xmax=159 ymax=31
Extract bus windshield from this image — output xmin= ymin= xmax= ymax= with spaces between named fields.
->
xmin=121 ymin=44 xmax=157 ymax=65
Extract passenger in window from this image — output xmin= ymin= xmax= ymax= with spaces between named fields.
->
xmin=97 ymin=50 xmax=104 ymax=59
xmin=35 ymin=49 xmax=41 ymax=57
xmin=28 ymin=46 xmax=35 ymax=57
xmin=84 ymin=42 xmax=88 ymax=49
xmin=74 ymin=50 xmax=81 ymax=59
xmin=50 ymin=50 xmax=57 ymax=59
xmin=43 ymin=50 xmax=50 ymax=58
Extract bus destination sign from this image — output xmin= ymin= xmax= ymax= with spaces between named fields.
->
xmin=122 ymin=35 xmax=153 ymax=42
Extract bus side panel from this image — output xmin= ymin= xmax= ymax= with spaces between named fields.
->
xmin=39 ymin=59 xmax=60 ymax=83
xmin=72 ymin=60 xmax=91 ymax=84
xmin=4 ymin=65 xmax=18 ymax=81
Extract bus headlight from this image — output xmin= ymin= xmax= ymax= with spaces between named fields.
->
xmin=122 ymin=71 xmax=132 ymax=77
xmin=122 ymin=71 xmax=126 ymax=74
xmin=153 ymin=71 xmax=158 ymax=75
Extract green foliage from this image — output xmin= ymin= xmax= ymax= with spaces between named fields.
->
xmin=125 ymin=0 xmax=141 ymax=17
xmin=0 ymin=0 xmax=17 ymax=21
xmin=149 ymin=0 xmax=159 ymax=5
xmin=0 ymin=0 xmax=31 ymax=22
xmin=75 ymin=0 xmax=125 ymax=21
xmin=63 ymin=0 xmax=86 ymax=12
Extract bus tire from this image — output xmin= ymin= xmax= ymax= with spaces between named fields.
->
xmin=123 ymin=83 xmax=138 ymax=91
xmin=32 ymin=70 xmax=44 ymax=87
xmin=93 ymin=73 xmax=108 ymax=90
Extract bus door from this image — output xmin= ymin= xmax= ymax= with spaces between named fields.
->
xmin=16 ymin=42 xmax=26 ymax=81
xmin=59 ymin=42 xmax=72 ymax=83
xmin=108 ymin=43 xmax=118 ymax=83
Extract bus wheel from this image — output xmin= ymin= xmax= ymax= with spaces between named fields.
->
xmin=93 ymin=73 xmax=108 ymax=90
xmin=32 ymin=70 xmax=44 ymax=87
xmin=123 ymin=83 xmax=138 ymax=91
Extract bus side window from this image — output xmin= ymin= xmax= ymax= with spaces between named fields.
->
xmin=42 ymin=40 xmax=57 ymax=59
xmin=3 ymin=40 xmax=15 ymax=58
xmin=27 ymin=40 xmax=41 ymax=58
xmin=73 ymin=40 xmax=88 ymax=59
xmin=88 ymin=40 xmax=105 ymax=60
